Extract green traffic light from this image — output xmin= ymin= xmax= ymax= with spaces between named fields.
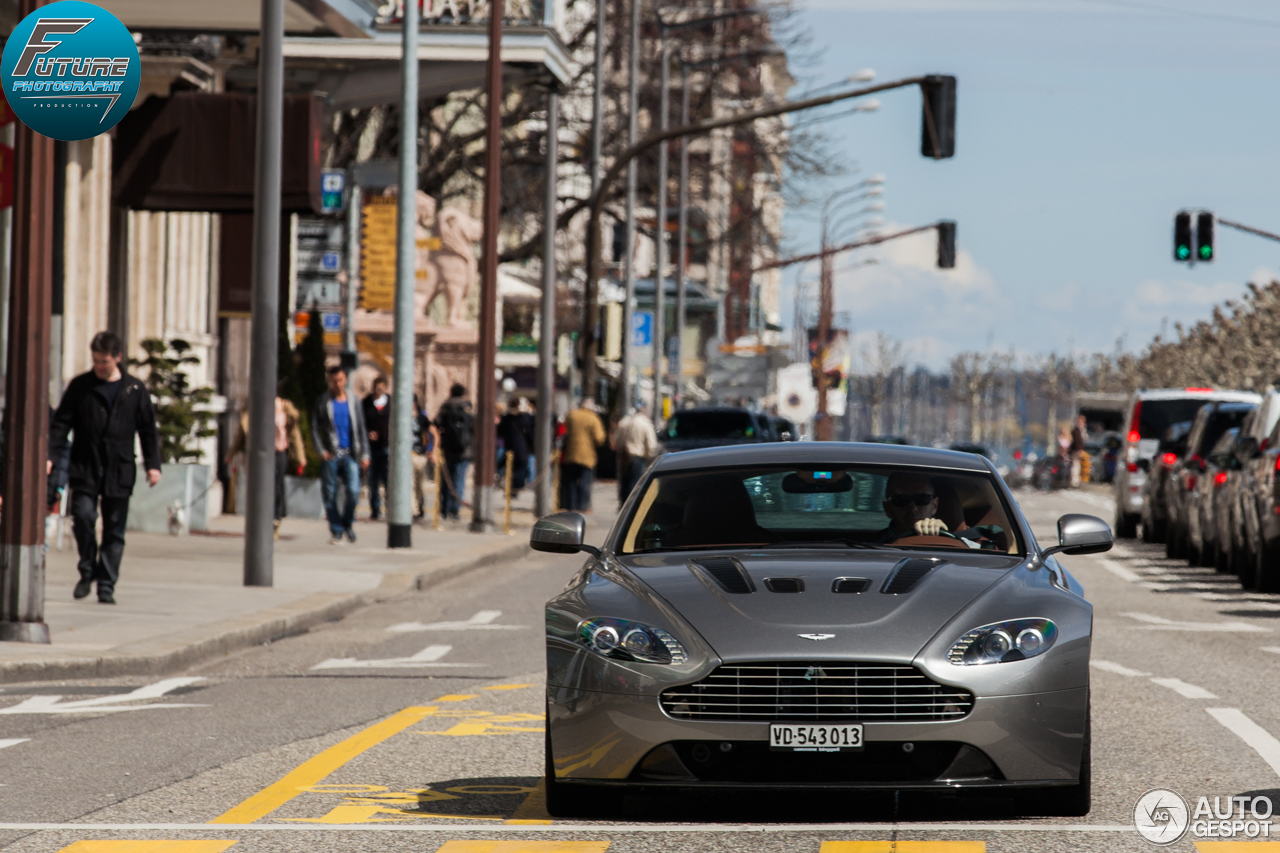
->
xmin=1200 ymin=245 xmax=1212 ymax=259
xmin=1177 ymin=246 xmax=1190 ymax=259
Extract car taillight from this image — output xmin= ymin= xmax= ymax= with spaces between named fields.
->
xmin=1127 ymin=462 xmax=1138 ymax=473
xmin=1185 ymin=474 xmax=1199 ymax=491
xmin=1127 ymin=400 xmax=1142 ymax=444
xmin=1163 ymin=452 xmax=1177 ymax=465
xmin=1214 ymin=471 xmax=1228 ymax=487
xmin=1274 ymin=455 xmax=1280 ymax=473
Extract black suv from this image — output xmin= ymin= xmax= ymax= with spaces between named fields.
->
xmin=1164 ymin=401 xmax=1256 ymax=562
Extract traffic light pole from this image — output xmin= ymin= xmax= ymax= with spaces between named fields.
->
xmin=752 ymin=222 xmax=946 ymax=273
xmin=579 ymin=76 xmax=934 ymax=398
xmin=1217 ymin=217 xmax=1280 ymax=244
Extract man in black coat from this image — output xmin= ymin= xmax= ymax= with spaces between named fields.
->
xmin=49 ymin=331 xmax=162 ymax=604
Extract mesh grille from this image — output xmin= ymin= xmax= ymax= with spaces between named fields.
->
xmin=660 ymin=661 xmax=974 ymax=722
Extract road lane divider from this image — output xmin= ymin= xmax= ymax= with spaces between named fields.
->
xmin=1097 ymin=558 xmax=1144 ymax=583
xmin=55 ymin=844 xmax=238 ymax=853
xmin=0 ymin=678 xmax=206 ymax=715
xmin=209 ymin=705 xmax=439 ymax=824
xmin=312 ymin=645 xmax=488 ymax=670
xmin=1151 ymin=677 xmax=1218 ymax=699
xmin=1121 ymin=612 xmax=1269 ymax=632
xmin=1207 ymin=708 xmax=1280 ymax=778
xmin=1090 ymin=660 xmax=1152 ymax=677
xmin=388 ymin=611 xmax=525 ymax=632
xmin=0 ymin=738 xmax=29 ymax=749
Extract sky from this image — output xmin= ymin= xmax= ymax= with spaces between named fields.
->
xmin=779 ymin=0 xmax=1280 ymax=370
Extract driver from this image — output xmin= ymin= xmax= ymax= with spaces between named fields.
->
xmin=875 ymin=472 xmax=949 ymax=543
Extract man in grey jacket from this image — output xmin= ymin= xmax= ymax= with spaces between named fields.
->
xmin=312 ymin=366 xmax=370 ymax=544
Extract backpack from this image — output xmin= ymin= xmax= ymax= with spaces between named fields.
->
xmin=439 ymin=402 xmax=473 ymax=456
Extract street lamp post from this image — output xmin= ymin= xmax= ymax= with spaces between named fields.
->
xmin=618 ymin=0 xmax=640 ymax=415
xmin=535 ymin=86 xmax=559 ymax=518
xmin=652 ymin=33 xmax=671 ymax=428
xmin=674 ymin=61 xmax=690 ymax=409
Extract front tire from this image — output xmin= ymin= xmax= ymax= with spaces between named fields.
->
xmin=1115 ymin=506 xmax=1138 ymax=539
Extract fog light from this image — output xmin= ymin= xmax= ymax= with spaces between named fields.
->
xmin=719 ymin=742 xmax=733 ymax=753
xmin=902 ymin=742 xmax=915 ymax=753
xmin=691 ymin=744 xmax=711 ymax=762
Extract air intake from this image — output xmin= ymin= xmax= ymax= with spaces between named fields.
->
xmin=832 ymin=577 xmax=870 ymax=593
xmin=690 ymin=558 xmax=755 ymax=594
xmin=881 ymin=558 xmax=944 ymax=594
xmin=764 ymin=577 xmax=804 ymax=593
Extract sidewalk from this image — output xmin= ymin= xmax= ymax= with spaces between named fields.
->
xmin=0 ymin=480 xmax=620 ymax=683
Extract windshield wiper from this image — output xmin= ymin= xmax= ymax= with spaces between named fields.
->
xmin=766 ymin=539 xmax=879 ymax=550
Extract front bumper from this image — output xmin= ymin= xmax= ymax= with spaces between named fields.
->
xmin=548 ymin=685 xmax=1087 ymax=787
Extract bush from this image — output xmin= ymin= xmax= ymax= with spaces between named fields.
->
xmin=130 ymin=338 xmax=217 ymax=463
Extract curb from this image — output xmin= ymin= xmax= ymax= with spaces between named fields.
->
xmin=0 ymin=539 xmax=530 ymax=684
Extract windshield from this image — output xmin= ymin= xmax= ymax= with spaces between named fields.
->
xmin=1138 ymin=399 xmax=1211 ymax=439
xmin=620 ymin=464 xmax=1023 ymax=556
xmin=663 ymin=411 xmax=759 ymax=441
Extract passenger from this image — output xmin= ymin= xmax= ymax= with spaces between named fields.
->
xmin=874 ymin=472 xmax=949 ymax=543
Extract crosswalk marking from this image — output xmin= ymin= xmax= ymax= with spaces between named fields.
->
xmin=435 ymin=843 xmax=610 ymax=853
xmin=54 ymin=844 xmax=238 ymax=853
xmin=312 ymin=645 xmax=486 ymax=670
xmin=1121 ymin=612 xmax=1269 ymax=632
xmin=0 ymin=738 xmax=29 ymax=749
xmin=821 ymin=843 xmax=985 ymax=852
xmin=387 ymin=611 xmax=525 ymax=632
xmin=0 ymin=678 xmax=206 ymax=715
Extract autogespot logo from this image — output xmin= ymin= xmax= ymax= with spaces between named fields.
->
xmin=1135 ymin=788 xmax=1276 ymax=845
xmin=0 ymin=0 xmax=139 ymax=141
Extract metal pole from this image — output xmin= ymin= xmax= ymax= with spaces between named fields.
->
xmin=344 ymin=183 xmax=362 ymax=356
xmin=0 ymin=0 xmax=53 ymax=642
xmin=471 ymin=0 xmax=503 ymax=533
xmin=243 ymin=0 xmax=285 ymax=587
xmin=652 ymin=33 xmax=670 ymax=428
xmin=535 ymin=87 xmax=559 ymax=518
xmin=814 ymin=225 xmax=831 ymax=441
xmin=582 ymin=0 xmax=605 ymax=407
xmin=674 ymin=62 xmax=689 ymax=410
xmin=388 ymin=0 xmax=418 ymax=549
xmin=619 ymin=0 xmax=640 ymax=414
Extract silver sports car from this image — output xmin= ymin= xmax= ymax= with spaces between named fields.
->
xmin=532 ymin=443 xmax=1109 ymax=817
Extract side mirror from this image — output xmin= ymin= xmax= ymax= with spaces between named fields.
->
xmin=530 ymin=512 xmax=601 ymax=557
xmin=1040 ymin=513 xmax=1113 ymax=561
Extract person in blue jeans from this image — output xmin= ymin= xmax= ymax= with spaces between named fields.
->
xmin=435 ymin=384 xmax=475 ymax=520
xmin=311 ymin=366 xmax=370 ymax=544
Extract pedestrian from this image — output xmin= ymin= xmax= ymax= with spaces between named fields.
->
xmin=559 ymin=399 xmax=606 ymax=512
xmin=362 ymin=375 xmax=391 ymax=520
xmin=1070 ymin=414 xmax=1088 ymax=488
xmin=411 ymin=393 xmax=436 ymax=519
xmin=48 ymin=331 xmax=162 ymax=604
xmin=613 ymin=399 xmax=660 ymax=501
xmin=436 ymin=383 xmax=475 ymax=520
xmin=312 ymin=366 xmax=370 ymax=544
xmin=227 ymin=383 xmax=306 ymax=539
xmin=496 ymin=398 xmax=531 ymax=492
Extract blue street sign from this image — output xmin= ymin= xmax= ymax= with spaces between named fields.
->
xmin=320 ymin=169 xmax=346 ymax=214
xmin=632 ymin=311 xmax=653 ymax=348
xmin=322 ymin=312 xmax=343 ymax=332
xmin=320 ymin=250 xmax=341 ymax=272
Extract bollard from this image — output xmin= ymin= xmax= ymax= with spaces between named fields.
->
xmin=503 ymin=452 xmax=514 ymax=535
xmin=432 ymin=457 xmax=442 ymax=531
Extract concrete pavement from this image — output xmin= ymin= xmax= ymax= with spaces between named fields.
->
xmin=0 ymin=479 xmax=607 ymax=683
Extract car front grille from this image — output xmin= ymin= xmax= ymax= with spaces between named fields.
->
xmin=660 ymin=661 xmax=974 ymax=722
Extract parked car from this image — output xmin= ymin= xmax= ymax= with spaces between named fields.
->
xmin=1139 ymin=420 xmax=1193 ymax=543
xmin=1223 ymin=391 xmax=1280 ymax=586
xmin=659 ymin=407 xmax=776 ymax=453
xmin=1113 ymin=388 xmax=1262 ymax=539
xmin=1165 ymin=401 xmax=1257 ymax=563
xmin=1190 ymin=427 xmax=1241 ymax=571
xmin=864 ymin=435 xmax=911 ymax=445
xmin=770 ymin=415 xmax=799 ymax=442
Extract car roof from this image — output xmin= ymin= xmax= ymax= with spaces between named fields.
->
xmin=1132 ymin=388 xmax=1262 ymax=403
xmin=652 ymin=441 xmax=993 ymax=473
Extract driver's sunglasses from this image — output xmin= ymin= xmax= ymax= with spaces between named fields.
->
xmin=888 ymin=493 xmax=935 ymax=507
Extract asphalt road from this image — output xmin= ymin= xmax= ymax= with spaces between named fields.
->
xmin=2 ymin=485 xmax=1280 ymax=853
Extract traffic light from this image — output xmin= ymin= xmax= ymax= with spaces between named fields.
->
xmin=1196 ymin=212 xmax=1214 ymax=262
xmin=937 ymin=220 xmax=956 ymax=268
xmin=1174 ymin=211 xmax=1192 ymax=262
xmin=920 ymin=75 xmax=956 ymax=159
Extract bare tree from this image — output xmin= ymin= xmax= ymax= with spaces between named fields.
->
xmin=851 ymin=332 xmax=905 ymax=437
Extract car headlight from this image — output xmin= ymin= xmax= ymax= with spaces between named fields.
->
xmin=577 ymin=617 xmax=688 ymax=665
xmin=947 ymin=618 xmax=1057 ymax=665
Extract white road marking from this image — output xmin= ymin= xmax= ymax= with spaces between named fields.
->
xmin=1120 ymin=611 xmax=1269 ymax=632
xmin=1208 ymin=707 xmax=1280 ymax=778
xmin=1063 ymin=491 xmax=1115 ymax=512
xmin=1090 ymin=659 xmax=1152 ymax=677
xmin=0 ymin=821 xmax=1140 ymax=833
xmin=0 ymin=739 xmax=29 ymax=749
xmin=1260 ymin=647 xmax=1280 ymax=655
xmin=0 ymin=678 xmax=206 ymax=715
xmin=1097 ymin=558 xmax=1143 ymax=583
xmin=311 ymin=644 xmax=485 ymax=670
xmin=1150 ymin=677 xmax=1218 ymax=699
xmin=386 ymin=610 xmax=524 ymax=633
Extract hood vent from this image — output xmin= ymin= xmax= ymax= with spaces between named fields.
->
xmin=881 ymin=558 xmax=945 ymax=594
xmin=690 ymin=557 xmax=755 ymax=594
xmin=832 ymin=577 xmax=870 ymax=593
xmin=764 ymin=577 xmax=805 ymax=593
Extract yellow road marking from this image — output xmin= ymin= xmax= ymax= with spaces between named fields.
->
xmin=209 ymin=706 xmax=437 ymax=824
xmin=821 ymin=844 xmax=986 ymax=853
xmin=436 ymin=843 xmax=609 ymax=853
xmin=281 ymin=805 xmax=502 ymax=823
xmin=435 ymin=694 xmax=479 ymax=702
xmin=1196 ymin=845 xmax=1280 ymax=851
xmin=504 ymin=777 xmax=552 ymax=825
xmin=483 ymin=684 xmax=532 ymax=690
xmin=419 ymin=721 xmax=545 ymax=737
xmin=55 ymin=844 xmax=238 ymax=853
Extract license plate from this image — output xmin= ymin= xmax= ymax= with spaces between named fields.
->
xmin=769 ymin=723 xmax=864 ymax=752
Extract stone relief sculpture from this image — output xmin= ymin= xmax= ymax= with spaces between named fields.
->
xmin=413 ymin=191 xmax=484 ymax=328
